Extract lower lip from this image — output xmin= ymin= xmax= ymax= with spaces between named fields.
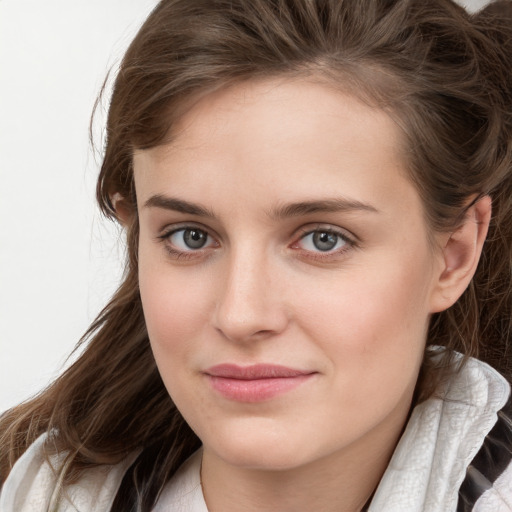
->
xmin=206 ymin=374 xmax=313 ymax=402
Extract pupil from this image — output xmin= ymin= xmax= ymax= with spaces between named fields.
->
xmin=313 ymin=231 xmax=337 ymax=251
xmin=184 ymin=229 xmax=207 ymax=249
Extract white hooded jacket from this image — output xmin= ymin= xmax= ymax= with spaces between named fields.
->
xmin=1 ymin=356 xmax=511 ymax=512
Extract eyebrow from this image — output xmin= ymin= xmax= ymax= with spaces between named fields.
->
xmin=269 ymin=198 xmax=379 ymax=219
xmin=143 ymin=194 xmax=379 ymax=219
xmin=143 ymin=195 xmax=216 ymax=218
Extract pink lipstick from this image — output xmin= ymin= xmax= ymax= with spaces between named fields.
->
xmin=204 ymin=364 xmax=315 ymax=402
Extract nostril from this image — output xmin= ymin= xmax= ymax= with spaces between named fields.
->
xmin=213 ymin=303 xmax=288 ymax=343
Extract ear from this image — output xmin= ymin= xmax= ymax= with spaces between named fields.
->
xmin=111 ymin=192 xmax=134 ymax=226
xmin=429 ymin=195 xmax=492 ymax=313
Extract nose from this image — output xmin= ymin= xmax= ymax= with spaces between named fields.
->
xmin=213 ymin=247 xmax=289 ymax=343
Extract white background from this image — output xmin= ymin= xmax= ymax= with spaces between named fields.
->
xmin=0 ymin=0 xmax=489 ymax=413
xmin=0 ymin=0 xmax=159 ymax=413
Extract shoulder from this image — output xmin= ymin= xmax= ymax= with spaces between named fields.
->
xmin=458 ymin=394 xmax=512 ymax=511
xmin=0 ymin=433 xmax=138 ymax=512
xmin=0 ymin=434 xmax=55 ymax=512
xmin=438 ymin=356 xmax=512 ymax=510
xmin=439 ymin=356 xmax=512 ymax=511
xmin=370 ymin=355 xmax=512 ymax=511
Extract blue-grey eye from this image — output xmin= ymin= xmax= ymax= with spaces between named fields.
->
xmin=169 ymin=228 xmax=211 ymax=250
xmin=312 ymin=231 xmax=338 ymax=251
xmin=299 ymin=230 xmax=347 ymax=252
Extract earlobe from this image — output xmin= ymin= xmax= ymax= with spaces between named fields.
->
xmin=430 ymin=195 xmax=492 ymax=313
xmin=111 ymin=192 xmax=134 ymax=226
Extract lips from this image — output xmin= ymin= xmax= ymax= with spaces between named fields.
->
xmin=204 ymin=364 xmax=315 ymax=402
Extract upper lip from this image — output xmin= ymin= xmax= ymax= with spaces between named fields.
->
xmin=204 ymin=364 xmax=314 ymax=380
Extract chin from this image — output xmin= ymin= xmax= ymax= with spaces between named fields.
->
xmin=218 ymin=445 xmax=307 ymax=472
xmin=203 ymin=420 xmax=318 ymax=471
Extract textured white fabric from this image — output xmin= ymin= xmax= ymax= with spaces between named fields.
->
xmin=0 ymin=436 xmax=138 ymax=511
xmin=0 ymin=357 xmax=510 ymax=512
xmin=473 ymin=463 xmax=512 ymax=512
xmin=368 ymin=357 xmax=510 ymax=512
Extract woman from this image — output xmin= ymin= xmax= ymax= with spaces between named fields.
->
xmin=1 ymin=0 xmax=511 ymax=510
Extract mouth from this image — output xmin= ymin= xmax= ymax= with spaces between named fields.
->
xmin=204 ymin=364 xmax=316 ymax=402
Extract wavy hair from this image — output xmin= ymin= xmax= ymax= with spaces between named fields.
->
xmin=1 ymin=1 xmax=511 ymax=510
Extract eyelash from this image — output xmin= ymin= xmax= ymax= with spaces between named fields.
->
xmin=157 ymin=224 xmax=357 ymax=262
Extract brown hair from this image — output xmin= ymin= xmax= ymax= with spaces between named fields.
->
xmin=1 ymin=0 xmax=511 ymax=510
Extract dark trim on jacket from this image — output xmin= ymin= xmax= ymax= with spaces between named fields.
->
xmin=457 ymin=395 xmax=512 ymax=511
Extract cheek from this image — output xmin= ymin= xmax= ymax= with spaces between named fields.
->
xmin=138 ymin=267 xmax=213 ymax=415
xmin=290 ymin=254 xmax=432 ymax=384
xmin=299 ymin=266 xmax=429 ymax=342
xmin=295 ymin=269 xmax=429 ymax=428
xmin=140 ymin=277 xmax=197 ymax=345
xmin=138 ymin=253 xmax=213 ymax=368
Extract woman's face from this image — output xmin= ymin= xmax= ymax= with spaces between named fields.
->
xmin=134 ymin=78 xmax=445 ymax=471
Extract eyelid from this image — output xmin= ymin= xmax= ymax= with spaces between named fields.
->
xmin=158 ymin=221 xmax=217 ymax=240
xmin=293 ymin=223 xmax=357 ymax=243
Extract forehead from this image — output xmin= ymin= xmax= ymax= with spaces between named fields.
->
xmin=133 ymin=77 xmax=416 ymax=215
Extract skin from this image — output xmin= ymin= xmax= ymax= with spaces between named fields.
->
xmin=132 ymin=78 xmax=490 ymax=512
